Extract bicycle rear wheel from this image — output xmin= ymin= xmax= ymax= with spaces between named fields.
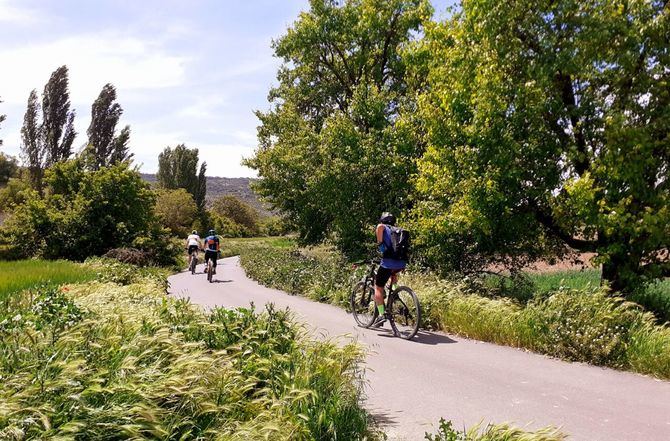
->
xmin=350 ymin=281 xmax=376 ymax=328
xmin=190 ymin=255 xmax=197 ymax=274
xmin=207 ymin=261 xmax=213 ymax=283
xmin=389 ymin=286 xmax=420 ymax=340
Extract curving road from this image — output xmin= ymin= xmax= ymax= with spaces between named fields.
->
xmin=168 ymin=257 xmax=670 ymax=441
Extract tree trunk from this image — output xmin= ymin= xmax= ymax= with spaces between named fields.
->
xmin=600 ymin=259 xmax=626 ymax=293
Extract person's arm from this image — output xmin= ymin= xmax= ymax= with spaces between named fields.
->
xmin=376 ymin=224 xmax=385 ymax=244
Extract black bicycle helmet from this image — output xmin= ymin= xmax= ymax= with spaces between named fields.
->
xmin=379 ymin=212 xmax=396 ymax=226
xmin=208 ymin=229 xmax=216 ymax=236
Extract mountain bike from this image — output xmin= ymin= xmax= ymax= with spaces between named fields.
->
xmin=188 ymin=249 xmax=199 ymax=274
xmin=350 ymin=260 xmax=421 ymax=340
xmin=207 ymin=257 xmax=214 ymax=283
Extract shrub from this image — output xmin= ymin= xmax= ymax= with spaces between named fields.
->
xmin=2 ymin=161 xmax=157 ymax=261
xmin=103 ymin=247 xmax=152 ymax=266
xmin=153 ymin=188 xmax=198 ymax=237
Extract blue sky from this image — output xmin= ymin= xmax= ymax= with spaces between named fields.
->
xmin=0 ymin=0 xmax=456 ymax=177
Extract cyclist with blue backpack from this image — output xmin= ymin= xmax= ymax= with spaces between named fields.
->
xmin=372 ymin=212 xmax=410 ymax=327
xmin=203 ymin=229 xmax=220 ymax=274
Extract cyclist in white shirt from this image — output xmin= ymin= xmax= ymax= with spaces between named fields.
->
xmin=185 ymin=230 xmax=202 ymax=267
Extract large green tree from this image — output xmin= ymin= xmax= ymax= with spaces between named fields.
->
xmin=410 ymin=0 xmax=670 ymax=292
xmin=156 ymin=144 xmax=207 ymax=213
xmin=42 ymin=65 xmax=76 ymax=166
xmin=247 ymin=0 xmax=432 ymax=252
xmin=85 ymin=83 xmax=132 ymax=170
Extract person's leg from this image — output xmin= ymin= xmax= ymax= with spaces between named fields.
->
xmin=374 ymin=267 xmax=392 ymax=316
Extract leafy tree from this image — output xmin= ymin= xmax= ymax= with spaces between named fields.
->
xmin=20 ymin=89 xmax=45 ymax=191
xmin=209 ymin=212 xmax=245 ymax=238
xmin=157 ymin=144 xmax=207 ymax=212
xmin=85 ymin=83 xmax=132 ymax=170
xmin=3 ymin=161 xmax=156 ymax=260
xmin=42 ymin=65 xmax=76 ymax=166
xmin=0 ymin=153 xmax=18 ymax=186
xmin=246 ymin=0 xmax=432 ymax=253
xmin=410 ymin=0 xmax=670 ymax=292
xmin=211 ymin=195 xmax=260 ymax=236
xmin=154 ymin=188 xmax=198 ymax=237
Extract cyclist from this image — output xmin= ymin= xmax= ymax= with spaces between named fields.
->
xmin=372 ymin=212 xmax=406 ymax=327
xmin=185 ymin=230 xmax=201 ymax=268
xmin=203 ymin=229 xmax=220 ymax=274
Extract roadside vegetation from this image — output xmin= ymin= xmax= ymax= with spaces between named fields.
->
xmin=0 ymin=260 xmax=376 ymax=440
xmin=424 ymin=418 xmax=565 ymax=441
xmin=230 ymin=239 xmax=670 ymax=380
xmin=0 ymin=260 xmax=96 ymax=301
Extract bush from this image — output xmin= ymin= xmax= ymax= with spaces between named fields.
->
xmin=210 ymin=195 xmax=260 ymax=236
xmin=153 ymin=188 xmax=198 ymax=237
xmin=1 ymin=161 xmax=162 ymax=262
xmin=103 ymin=247 xmax=152 ymax=266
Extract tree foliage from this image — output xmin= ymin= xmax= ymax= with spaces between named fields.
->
xmin=246 ymin=0 xmax=433 ymax=253
xmin=210 ymin=195 xmax=260 ymax=237
xmin=154 ymin=188 xmax=198 ymax=237
xmin=85 ymin=83 xmax=132 ymax=170
xmin=156 ymin=144 xmax=207 ymax=213
xmin=409 ymin=0 xmax=670 ymax=291
xmin=0 ymin=153 xmax=18 ymax=187
xmin=2 ymin=161 xmax=157 ymax=261
xmin=42 ymin=65 xmax=76 ymax=166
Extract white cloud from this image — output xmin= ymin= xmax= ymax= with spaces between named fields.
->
xmin=0 ymin=33 xmax=187 ymax=106
xmin=0 ymin=0 xmax=41 ymax=23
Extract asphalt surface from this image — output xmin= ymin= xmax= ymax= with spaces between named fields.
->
xmin=168 ymin=257 xmax=670 ymax=441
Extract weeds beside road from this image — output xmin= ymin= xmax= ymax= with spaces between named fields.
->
xmin=0 ymin=259 xmax=375 ymax=440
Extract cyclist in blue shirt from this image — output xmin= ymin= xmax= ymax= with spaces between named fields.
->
xmin=203 ymin=229 xmax=220 ymax=274
xmin=373 ymin=212 xmax=406 ymax=326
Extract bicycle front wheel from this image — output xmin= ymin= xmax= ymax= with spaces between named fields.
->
xmin=350 ymin=281 xmax=376 ymax=328
xmin=389 ymin=286 xmax=421 ymax=340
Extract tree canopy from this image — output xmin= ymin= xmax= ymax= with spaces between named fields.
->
xmin=247 ymin=0 xmax=433 ymax=253
xmin=409 ymin=0 xmax=669 ymax=291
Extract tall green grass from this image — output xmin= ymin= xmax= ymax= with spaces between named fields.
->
xmin=0 ymin=266 xmax=376 ymax=439
xmin=0 ymin=260 xmax=97 ymax=301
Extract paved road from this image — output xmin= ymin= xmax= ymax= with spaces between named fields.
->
xmin=168 ymin=257 xmax=670 ymax=440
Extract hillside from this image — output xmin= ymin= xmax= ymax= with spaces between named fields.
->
xmin=140 ymin=174 xmax=271 ymax=216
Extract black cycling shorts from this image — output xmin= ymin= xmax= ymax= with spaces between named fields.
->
xmin=375 ymin=266 xmax=402 ymax=288
xmin=204 ymin=250 xmax=218 ymax=267
xmin=188 ymin=245 xmax=199 ymax=255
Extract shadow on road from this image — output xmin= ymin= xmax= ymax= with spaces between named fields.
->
xmin=376 ymin=328 xmax=457 ymax=345
xmin=369 ymin=409 xmax=400 ymax=427
xmin=412 ymin=331 xmax=457 ymax=345
xmin=211 ymin=279 xmax=233 ymax=283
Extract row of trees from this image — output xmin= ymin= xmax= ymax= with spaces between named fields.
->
xmin=249 ymin=0 xmax=669 ymax=294
xmin=153 ymin=144 xmax=270 ymax=238
xmin=20 ymin=66 xmax=132 ymax=191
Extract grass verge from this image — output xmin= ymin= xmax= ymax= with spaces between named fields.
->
xmin=0 ymin=261 xmax=376 ymax=440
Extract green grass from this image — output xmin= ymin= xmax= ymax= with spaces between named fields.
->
xmin=527 ymin=269 xmax=601 ymax=294
xmin=425 ymin=418 xmax=566 ymax=441
xmin=0 ymin=259 xmax=97 ymax=301
xmin=0 ymin=264 xmax=376 ymax=440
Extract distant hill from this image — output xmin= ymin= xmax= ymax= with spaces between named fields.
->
xmin=140 ymin=174 xmax=272 ymax=217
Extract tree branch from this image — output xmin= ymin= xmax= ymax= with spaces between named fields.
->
xmin=554 ymin=72 xmax=589 ymax=176
xmin=527 ymin=200 xmax=598 ymax=252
